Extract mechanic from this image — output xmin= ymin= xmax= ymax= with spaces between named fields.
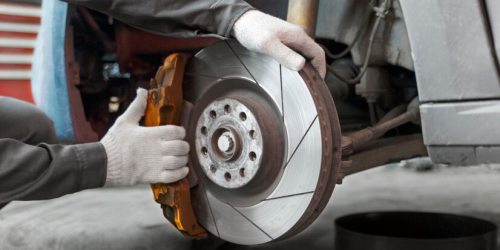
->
xmin=0 ymin=0 xmax=326 ymax=207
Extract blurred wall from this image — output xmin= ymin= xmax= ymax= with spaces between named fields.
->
xmin=0 ymin=1 xmax=41 ymax=103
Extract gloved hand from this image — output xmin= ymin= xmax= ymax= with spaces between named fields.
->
xmin=100 ymin=88 xmax=189 ymax=186
xmin=231 ymin=10 xmax=326 ymax=78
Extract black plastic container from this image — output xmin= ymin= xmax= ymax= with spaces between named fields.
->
xmin=334 ymin=211 xmax=497 ymax=250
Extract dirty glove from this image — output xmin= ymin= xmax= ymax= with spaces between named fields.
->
xmin=100 ymin=88 xmax=189 ymax=186
xmin=231 ymin=10 xmax=326 ymax=78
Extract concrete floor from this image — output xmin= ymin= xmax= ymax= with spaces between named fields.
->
xmin=1 ymin=158 xmax=500 ymax=250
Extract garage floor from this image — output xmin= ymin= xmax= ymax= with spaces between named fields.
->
xmin=1 ymin=158 xmax=500 ymax=250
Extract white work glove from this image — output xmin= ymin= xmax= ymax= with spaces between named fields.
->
xmin=231 ymin=10 xmax=326 ymax=78
xmin=100 ymin=88 xmax=189 ymax=186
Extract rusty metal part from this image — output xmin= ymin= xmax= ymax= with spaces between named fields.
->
xmin=286 ymin=0 xmax=319 ymax=37
xmin=64 ymin=16 xmax=99 ymax=142
xmin=344 ymin=100 xmax=420 ymax=151
xmin=114 ymin=26 xmax=219 ymax=76
xmin=77 ymin=7 xmax=115 ymax=53
xmin=195 ymin=98 xmax=263 ymax=189
xmin=375 ymin=104 xmax=407 ymax=126
xmin=280 ymin=60 xmax=346 ymax=239
xmin=337 ymin=98 xmax=424 ymax=182
xmin=144 ymin=53 xmax=207 ymax=239
xmin=157 ymin=180 xmax=206 ymax=239
xmin=348 ymin=134 xmax=428 ymax=175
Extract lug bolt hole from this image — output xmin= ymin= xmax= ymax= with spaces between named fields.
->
xmin=224 ymin=105 xmax=231 ymax=114
xmin=239 ymin=168 xmax=246 ymax=177
xmin=201 ymin=126 xmax=207 ymax=135
xmin=239 ymin=112 xmax=247 ymax=121
xmin=249 ymin=152 xmax=256 ymax=161
xmin=210 ymin=165 xmax=216 ymax=173
xmin=224 ymin=172 xmax=231 ymax=181
xmin=249 ymin=130 xmax=255 ymax=139
xmin=209 ymin=110 xmax=217 ymax=119
xmin=201 ymin=147 xmax=208 ymax=155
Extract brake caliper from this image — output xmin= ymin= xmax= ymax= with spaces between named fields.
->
xmin=144 ymin=53 xmax=207 ymax=239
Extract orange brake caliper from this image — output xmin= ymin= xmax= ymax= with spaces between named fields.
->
xmin=144 ymin=53 xmax=207 ymax=239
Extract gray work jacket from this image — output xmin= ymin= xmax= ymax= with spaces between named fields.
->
xmin=63 ymin=0 xmax=253 ymax=38
xmin=0 ymin=140 xmax=107 ymax=204
xmin=0 ymin=95 xmax=107 ymax=205
xmin=0 ymin=0 xmax=252 ymax=205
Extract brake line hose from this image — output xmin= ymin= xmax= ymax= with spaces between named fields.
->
xmin=320 ymin=0 xmax=374 ymax=60
xmin=324 ymin=0 xmax=392 ymax=84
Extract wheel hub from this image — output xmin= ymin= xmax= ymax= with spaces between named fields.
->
xmin=196 ymin=98 xmax=263 ymax=189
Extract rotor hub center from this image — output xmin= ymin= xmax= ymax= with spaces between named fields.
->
xmin=195 ymin=98 xmax=263 ymax=189
xmin=217 ymin=132 xmax=235 ymax=153
xmin=212 ymin=127 xmax=240 ymax=161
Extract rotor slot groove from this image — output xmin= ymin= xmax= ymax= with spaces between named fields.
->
xmin=225 ymin=40 xmax=259 ymax=86
xmin=283 ymin=115 xmax=318 ymax=169
xmin=230 ymin=204 xmax=274 ymax=240
xmin=263 ymin=191 xmax=315 ymax=201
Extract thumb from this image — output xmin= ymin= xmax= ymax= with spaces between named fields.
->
xmin=119 ymin=88 xmax=148 ymax=123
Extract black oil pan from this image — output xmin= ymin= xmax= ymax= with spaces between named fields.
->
xmin=335 ymin=211 xmax=497 ymax=250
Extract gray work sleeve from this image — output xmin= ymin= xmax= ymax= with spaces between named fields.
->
xmin=0 ymin=139 xmax=107 ymax=204
xmin=61 ymin=0 xmax=254 ymax=38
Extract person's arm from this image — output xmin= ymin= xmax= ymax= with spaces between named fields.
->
xmin=61 ymin=0 xmax=253 ymax=38
xmin=61 ymin=0 xmax=326 ymax=77
xmin=0 ymin=140 xmax=106 ymax=204
xmin=0 ymin=88 xmax=188 ymax=204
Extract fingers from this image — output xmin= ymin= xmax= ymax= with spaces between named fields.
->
xmin=162 ymin=140 xmax=189 ymax=156
xmin=161 ymin=155 xmax=189 ymax=169
xmin=160 ymin=167 xmax=190 ymax=183
xmin=137 ymin=154 xmax=189 ymax=184
xmin=281 ymin=29 xmax=327 ymax=78
xmin=135 ymin=141 xmax=189 ymax=184
xmin=144 ymin=167 xmax=189 ymax=184
xmin=312 ymin=53 xmax=327 ymax=79
xmin=138 ymin=125 xmax=186 ymax=141
xmin=263 ymin=37 xmax=306 ymax=72
xmin=232 ymin=10 xmax=326 ymax=78
xmin=118 ymin=88 xmax=148 ymax=124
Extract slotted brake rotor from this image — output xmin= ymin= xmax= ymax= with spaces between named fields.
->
xmin=183 ymin=40 xmax=342 ymax=245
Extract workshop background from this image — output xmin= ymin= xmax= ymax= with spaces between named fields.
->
xmin=0 ymin=1 xmax=39 ymax=103
xmin=1 ymin=0 xmax=500 ymax=249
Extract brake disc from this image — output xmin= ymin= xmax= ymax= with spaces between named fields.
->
xmin=183 ymin=40 xmax=342 ymax=245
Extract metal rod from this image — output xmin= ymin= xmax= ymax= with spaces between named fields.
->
xmin=347 ymin=102 xmax=420 ymax=150
xmin=347 ymin=134 xmax=428 ymax=175
xmin=286 ymin=0 xmax=319 ymax=38
xmin=78 ymin=7 xmax=115 ymax=53
xmin=375 ymin=104 xmax=406 ymax=126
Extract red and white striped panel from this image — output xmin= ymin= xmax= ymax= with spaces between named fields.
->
xmin=0 ymin=1 xmax=41 ymax=103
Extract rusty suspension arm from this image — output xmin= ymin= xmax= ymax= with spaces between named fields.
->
xmin=338 ymin=99 xmax=423 ymax=180
xmin=343 ymin=98 xmax=421 ymax=152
